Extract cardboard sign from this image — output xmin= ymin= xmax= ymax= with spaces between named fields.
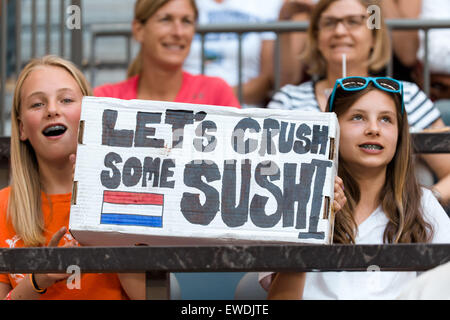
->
xmin=69 ymin=97 xmax=339 ymax=246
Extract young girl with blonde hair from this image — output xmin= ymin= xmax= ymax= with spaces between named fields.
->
xmin=0 ymin=55 xmax=144 ymax=300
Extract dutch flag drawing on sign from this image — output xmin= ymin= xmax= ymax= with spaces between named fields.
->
xmin=100 ymin=190 xmax=164 ymax=227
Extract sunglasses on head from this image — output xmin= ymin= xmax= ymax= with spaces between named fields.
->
xmin=328 ymin=77 xmax=404 ymax=114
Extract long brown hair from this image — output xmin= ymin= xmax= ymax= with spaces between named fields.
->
xmin=127 ymin=0 xmax=198 ymax=78
xmin=302 ymin=0 xmax=391 ymax=78
xmin=329 ymin=84 xmax=433 ymax=244
xmin=9 ymin=55 xmax=91 ymax=246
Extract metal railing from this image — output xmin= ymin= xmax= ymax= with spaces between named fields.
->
xmin=1 ymin=243 xmax=450 ymax=299
xmin=0 ymin=129 xmax=447 ymax=299
xmin=87 ymin=19 xmax=450 ymax=103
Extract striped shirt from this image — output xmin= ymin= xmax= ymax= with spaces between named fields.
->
xmin=268 ymin=80 xmax=441 ymax=131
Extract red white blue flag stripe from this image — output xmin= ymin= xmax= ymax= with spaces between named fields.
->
xmin=100 ymin=190 xmax=164 ymax=227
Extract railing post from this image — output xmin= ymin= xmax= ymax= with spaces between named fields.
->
xmin=46 ymin=0 xmax=51 ymax=54
xmin=274 ymin=33 xmax=281 ymax=92
xmin=200 ymin=33 xmax=205 ymax=75
xmin=145 ymin=271 xmax=170 ymax=300
xmin=15 ymin=0 xmax=21 ymax=76
xmin=0 ymin=0 xmax=7 ymax=136
xmin=60 ymin=0 xmax=66 ymax=57
xmin=31 ymin=0 xmax=37 ymax=58
xmin=423 ymin=29 xmax=430 ymax=97
xmin=70 ymin=0 xmax=83 ymax=68
xmin=387 ymin=30 xmax=393 ymax=78
xmin=90 ymin=30 xmax=96 ymax=85
xmin=237 ymin=33 xmax=243 ymax=105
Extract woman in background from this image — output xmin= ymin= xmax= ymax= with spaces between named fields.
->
xmin=267 ymin=0 xmax=450 ymax=208
xmin=94 ymin=0 xmax=241 ymax=109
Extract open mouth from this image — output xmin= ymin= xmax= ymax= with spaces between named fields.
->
xmin=42 ymin=125 xmax=67 ymax=137
xmin=359 ymin=144 xmax=383 ymax=150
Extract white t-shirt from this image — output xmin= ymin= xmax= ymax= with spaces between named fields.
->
xmin=417 ymin=0 xmax=450 ymax=74
xmin=259 ymin=188 xmax=450 ymax=300
xmin=184 ymin=0 xmax=283 ymax=88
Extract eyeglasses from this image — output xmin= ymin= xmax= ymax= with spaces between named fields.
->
xmin=318 ymin=15 xmax=367 ymax=31
xmin=328 ymin=77 xmax=405 ymax=114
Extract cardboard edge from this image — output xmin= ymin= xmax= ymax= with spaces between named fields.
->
xmin=69 ymin=228 xmax=328 ymax=247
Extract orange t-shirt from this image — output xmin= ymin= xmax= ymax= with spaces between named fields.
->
xmin=0 ymin=187 xmax=129 ymax=300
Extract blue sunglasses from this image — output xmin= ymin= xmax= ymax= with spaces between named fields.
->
xmin=328 ymin=77 xmax=404 ymax=114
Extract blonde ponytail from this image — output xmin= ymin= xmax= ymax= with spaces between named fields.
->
xmin=127 ymin=50 xmax=143 ymax=78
